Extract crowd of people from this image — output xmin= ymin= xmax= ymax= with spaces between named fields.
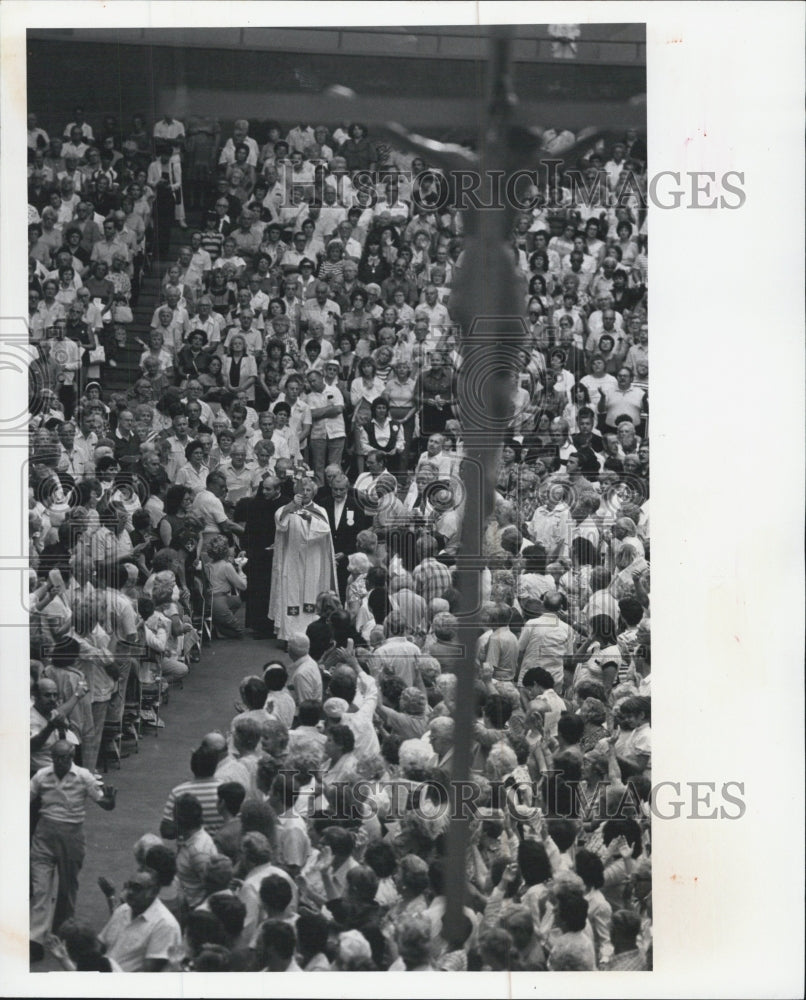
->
xmin=27 ymin=102 xmax=651 ymax=972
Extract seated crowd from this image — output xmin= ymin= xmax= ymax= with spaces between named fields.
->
xmin=28 ymin=106 xmax=650 ymax=972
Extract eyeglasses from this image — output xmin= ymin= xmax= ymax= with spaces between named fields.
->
xmin=124 ymin=881 xmax=152 ymax=893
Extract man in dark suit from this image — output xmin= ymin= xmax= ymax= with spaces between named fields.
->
xmin=571 ymin=406 xmax=604 ymax=477
xmin=314 ymin=463 xmax=344 ymax=505
xmin=272 ymin=458 xmax=296 ymax=502
xmin=319 ymin=473 xmax=371 ymax=599
xmin=112 ymin=409 xmax=142 ymax=470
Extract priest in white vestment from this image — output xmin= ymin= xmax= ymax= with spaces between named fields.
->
xmin=268 ymin=476 xmax=337 ymax=640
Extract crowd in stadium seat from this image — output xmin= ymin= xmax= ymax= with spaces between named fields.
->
xmin=28 ymin=102 xmax=651 ymax=972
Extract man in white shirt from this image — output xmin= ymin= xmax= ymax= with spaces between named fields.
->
xmin=582 ymin=567 xmax=620 ymax=628
xmin=216 ymin=716 xmax=262 ymax=795
xmin=219 ymin=119 xmax=259 ymax=167
xmin=302 ymin=282 xmax=342 ymax=343
xmin=405 ymin=316 xmax=440 ymax=359
xmin=597 ymin=367 xmax=646 ymax=432
xmin=178 ymin=246 xmax=205 ymax=296
xmin=334 ymin=219 xmax=363 ymax=260
xmin=586 ymin=302 xmax=625 ymax=349
xmin=277 ymin=374 xmax=312 ymax=449
xmin=303 ymin=320 xmax=335 ymax=363
xmin=286 ymin=122 xmax=315 ymax=153
xmin=416 ymin=433 xmax=456 ymax=478
xmin=28 ymin=113 xmax=50 ymax=151
xmin=280 ymin=231 xmax=312 ymax=273
xmin=571 ymin=492 xmax=601 ymax=551
xmin=190 ymin=470 xmax=244 ymax=539
xmin=63 ymin=109 xmax=94 ymax=142
xmin=212 ymin=238 xmax=247 ymax=279
xmin=315 ymin=187 xmax=348 ymax=239
xmin=549 ymin=417 xmax=575 ymax=470
xmin=305 ymin=368 xmax=346 ymax=485
xmin=605 ymin=143 xmax=627 ymax=190
xmin=223 ymin=309 xmax=262 ymax=357
xmin=150 ymin=286 xmax=190 ymax=342
xmin=91 ymin=219 xmax=130 ymax=271
xmin=163 ymin=410 xmax=193 ymax=479
xmin=237 ymin=833 xmax=298 ymax=944
xmin=193 ymin=296 xmax=225 ymax=348
xmin=61 ymin=132 xmax=90 ymax=164
xmin=327 ymin=662 xmax=380 ymax=763
xmin=222 ymin=443 xmax=254 ymax=504
xmin=581 ymin=355 xmax=618 ymax=403
xmin=353 ymin=449 xmax=387 ymax=496
xmin=520 ymin=666 xmax=567 ymax=741
xmin=183 ymin=379 xmax=215 ymax=426
xmin=372 ymin=614 xmax=422 ymax=688
xmin=326 ymin=156 xmax=355 ymax=207
xmin=373 ymin=184 xmax=410 ymax=225
xmin=417 ymin=285 xmax=451 ymax=337
xmin=45 ymin=321 xmax=81 ymax=416
xmin=29 ymin=740 xmax=116 ymax=958
xmin=57 ymin=421 xmax=91 ymax=478
xmin=528 ymin=481 xmax=572 ymax=561
xmin=260 ymin=164 xmax=287 ymax=217
xmin=246 ymin=275 xmax=271 ymax=329
xmin=152 ymin=113 xmax=185 ymax=158
xmin=517 ymin=592 xmax=575 ymax=688
xmin=286 ymin=633 xmax=323 ymax=705
xmin=152 ymin=114 xmax=187 ymax=227
xmin=98 ymin=868 xmax=180 ymax=972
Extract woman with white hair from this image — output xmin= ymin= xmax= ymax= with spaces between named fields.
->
xmin=396 ymin=738 xmax=433 ymax=792
xmin=485 ymin=740 xmax=518 ymax=782
xmin=332 ymin=929 xmax=374 ymax=971
xmin=388 ymin=569 xmax=428 ymax=638
xmin=393 ymin=913 xmax=435 ymax=971
xmin=430 ymin=672 xmax=457 ymax=719
xmin=601 ymin=515 xmax=645 ymax=572
xmin=609 ymin=542 xmax=648 ymax=603
xmin=345 ymin=552 xmax=370 ymax=617
xmin=384 ymin=854 xmax=430 ymax=933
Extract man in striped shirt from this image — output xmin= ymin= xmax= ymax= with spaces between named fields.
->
xmin=159 ymin=743 xmax=223 ymax=840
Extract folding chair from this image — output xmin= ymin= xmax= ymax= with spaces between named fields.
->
xmin=122 ymin=666 xmax=141 ymax=754
xmin=101 ymin=658 xmax=138 ymax=769
xmin=196 ymin=563 xmax=215 ymax=644
xmin=99 ymin=714 xmax=123 ymax=772
xmin=188 ymin=566 xmax=213 ymax=646
xmin=137 ymin=650 xmax=165 ymax=735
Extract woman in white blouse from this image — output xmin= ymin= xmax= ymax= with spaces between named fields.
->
xmin=349 ymin=356 xmax=385 ymax=471
xmin=356 ymin=400 xmax=405 ymax=482
xmin=383 ymin=360 xmax=418 ymax=457
xmin=90 ymin=500 xmax=132 ymax=565
xmin=175 ymin=440 xmax=210 ymax=495
xmin=222 ymin=334 xmax=258 ymax=403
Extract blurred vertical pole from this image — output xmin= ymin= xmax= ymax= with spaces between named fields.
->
xmin=443 ymin=25 xmax=520 ymax=939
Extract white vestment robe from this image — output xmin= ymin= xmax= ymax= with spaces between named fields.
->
xmin=268 ymin=502 xmax=337 ymax=640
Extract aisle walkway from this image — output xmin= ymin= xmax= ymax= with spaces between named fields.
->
xmin=74 ymin=634 xmax=288 ymax=932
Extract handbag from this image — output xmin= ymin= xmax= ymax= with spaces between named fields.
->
xmin=88 ymin=345 xmax=106 ymax=364
xmin=112 ymin=304 xmax=133 ymax=324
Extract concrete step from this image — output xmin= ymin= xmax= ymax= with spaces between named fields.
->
xmin=98 ymin=215 xmax=212 ymax=394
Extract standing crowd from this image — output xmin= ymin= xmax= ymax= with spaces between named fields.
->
xmin=28 ymin=104 xmax=651 ymax=972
